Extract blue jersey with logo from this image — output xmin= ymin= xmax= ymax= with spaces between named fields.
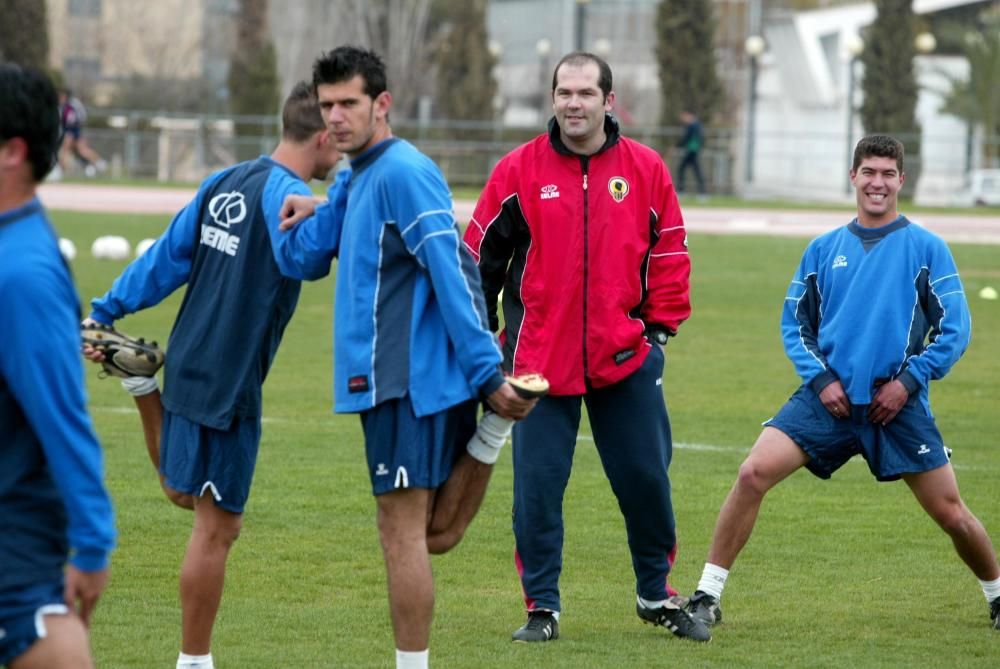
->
xmin=315 ymin=139 xmax=503 ymax=417
xmin=782 ymin=215 xmax=970 ymax=408
xmin=90 ymin=156 xmax=341 ymax=429
xmin=1 ymin=198 xmax=115 ymax=590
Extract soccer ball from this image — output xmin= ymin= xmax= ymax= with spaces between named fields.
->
xmin=135 ymin=238 xmax=157 ymax=257
xmin=91 ymin=235 xmax=132 ymax=261
xmin=58 ymin=237 xmax=77 ymax=261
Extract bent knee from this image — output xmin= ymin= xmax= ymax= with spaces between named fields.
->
xmin=734 ymin=460 xmax=776 ymax=497
xmin=427 ymin=528 xmax=465 ymax=555
xmin=930 ymin=502 xmax=977 ymax=536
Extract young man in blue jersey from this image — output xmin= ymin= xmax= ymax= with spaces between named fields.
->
xmin=283 ymin=46 xmax=539 ymax=669
xmin=0 ymin=63 xmax=116 ymax=669
xmin=686 ymin=134 xmax=1000 ymax=632
xmin=82 ymin=82 xmax=343 ymax=669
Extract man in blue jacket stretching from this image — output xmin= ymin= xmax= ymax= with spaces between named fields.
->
xmin=686 ymin=134 xmax=1000 ymax=634
xmin=83 ymin=81 xmax=342 ymax=669
xmin=283 ymin=46 xmax=539 ymax=669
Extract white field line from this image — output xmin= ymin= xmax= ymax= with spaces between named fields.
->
xmin=91 ymin=405 xmax=985 ymax=470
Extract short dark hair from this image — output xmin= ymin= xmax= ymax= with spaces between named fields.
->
xmin=551 ymin=51 xmax=613 ymax=100
xmin=312 ymin=46 xmax=387 ymax=99
xmin=852 ymin=134 xmax=904 ymax=173
xmin=0 ymin=64 xmax=61 ymax=182
xmin=281 ymin=81 xmax=326 ymax=142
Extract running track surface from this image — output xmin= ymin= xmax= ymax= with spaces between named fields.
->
xmin=39 ymin=183 xmax=1000 ymax=245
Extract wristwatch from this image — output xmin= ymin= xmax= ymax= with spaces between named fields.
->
xmin=650 ymin=329 xmax=669 ymax=345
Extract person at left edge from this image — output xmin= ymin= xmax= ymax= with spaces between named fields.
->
xmin=82 ymin=81 xmax=342 ymax=669
xmin=0 ymin=63 xmax=115 ymax=669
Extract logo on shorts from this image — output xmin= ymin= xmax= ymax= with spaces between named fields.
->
xmin=540 ymin=184 xmax=560 ymax=200
xmin=832 ymin=254 xmax=848 ymax=269
xmin=376 ymin=463 xmax=389 ymax=476
xmin=608 ymin=177 xmax=629 ymax=202
xmin=394 ymin=467 xmax=409 ymax=488
xmin=917 ymin=444 xmax=931 ymax=455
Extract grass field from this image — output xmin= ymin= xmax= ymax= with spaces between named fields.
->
xmin=49 ymin=209 xmax=1000 ymax=668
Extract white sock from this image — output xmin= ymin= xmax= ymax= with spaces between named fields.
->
xmin=177 ymin=652 xmax=214 ymax=669
xmin=121 ymin=375 xmax=158 ymax=396
xmin=465 ymin=412 xmax=513 ymax=465
xmin=638 ymin=595 xmax=672 ymax=610
xmin=697 ymin=563 xmax=729 ymax=601
xmin=980 ymin=576 xmax=1000 ymax=602
xmin=396 ymin=648 xmax=428 ymax=669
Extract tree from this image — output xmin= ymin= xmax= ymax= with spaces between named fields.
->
xmin=432 ymin=0 xmax=497 ymax=121
xmin=858 ymin=0 xmax=922 ymax=197
xmin=342 ymin=0 xmax=433 ymax=119
xmin=938 ymin=7 xmax=1000 ymax=166
xmin=228 ymin=0 xmax=281 ymax=160
xmin=0 ymin=0 xmax=49 ymax=70
xmin=654 ymin=0 xmax=725 ymax=128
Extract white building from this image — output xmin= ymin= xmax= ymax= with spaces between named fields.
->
xmin=746 ymin=0 xmax=990 ymax=204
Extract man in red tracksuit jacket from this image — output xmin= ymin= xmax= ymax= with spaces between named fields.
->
xmin=463 ymin=51 xmax=709 ymax=644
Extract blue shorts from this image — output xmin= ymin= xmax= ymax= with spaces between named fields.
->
xmin=360 ymin=397 xmax=477 ymax=495
xmin=0 ymin=579 xmax=69 ymax=666
xmin=160 ymin=411 xmax=261 ymax=513
xmin=765 ymin=385 xmax=950 ymax=481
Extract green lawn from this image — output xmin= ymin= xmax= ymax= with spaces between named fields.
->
xmin=50 ymin=210 xmax=1000 ymax=668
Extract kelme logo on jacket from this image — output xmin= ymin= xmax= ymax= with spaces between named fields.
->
xmin=608 ymin=177 xmax=629 ymax=202
xmin=200 ymin=191 xmax=247 ymax=257
xmin=540 ymin=184 xmax=560 ymax=200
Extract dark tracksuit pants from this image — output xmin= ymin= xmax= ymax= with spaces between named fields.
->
xmin=511 ymin=344 xmax=677 ymax=613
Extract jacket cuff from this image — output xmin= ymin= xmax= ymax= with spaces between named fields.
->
xmin=896 ymin=370 xmax=920 ymax=395
xmin=478 ymin=370 xmax=506 ymax=400
xmin=70 ymin=547 xmax=111 ymax=573
xmin=808 ymin=369 xmax=839 ymax=395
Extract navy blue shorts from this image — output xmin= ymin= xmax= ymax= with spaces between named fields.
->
xmin=0 ymin=579 xmax=69 ymax=666
xmin=360 ymin=396 xmax=477 ymax=495
xmin=765 ymin=385 xmax=950 ymax=481
xmin=160 ymin=410 xmax=262 ymax=513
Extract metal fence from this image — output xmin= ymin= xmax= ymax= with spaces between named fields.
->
xmin=69 ymin=109 xmax=998 ymax=203
xmin=72 ymin=109 xmax=739 ymax=192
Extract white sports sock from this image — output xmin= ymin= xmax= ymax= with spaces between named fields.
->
xmin=638 ymin=595 xmax=671 ymax=610
xmin=465 ymin=412 xmax=513 ymax=464
xmin=121 ymin=375 xmax=158 ymax=396
xmin=176 ymin=652 xmax=214 ymax=669
xmin=396 ymin=648 xmax=429 ymax=669
xmin=696 ymin=563 xmax=729 ymax=601
xmin=980 ymin=576 xmax=1000 ymax=602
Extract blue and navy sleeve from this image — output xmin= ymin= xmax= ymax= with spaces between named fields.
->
xmin=898 ymin=237 xmax=971 ymax=391
xmin=89 ymin=170 xmax=228 ymax=324
xmin=388 ymin=159 xmax=504 ymax=397
xmin=1 ymin=256 xmax=115 ymax=572
xmin=781 ymin=241 xmax=836 ymax=392
xmin=262 ymin=168 xmax=350 ymax=280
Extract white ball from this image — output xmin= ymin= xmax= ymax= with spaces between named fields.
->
xmin=91 ymin=236 xmax=110 ymax=259
xmin=58 ymin=237 xmax=77 ymax=261
xmin=91 ymin=235 xmax=131 ymax=261
xmin=135 ymin=238 xmax=157 ymax=257
xmin=979 ymin=286 xmax=998 ymax=301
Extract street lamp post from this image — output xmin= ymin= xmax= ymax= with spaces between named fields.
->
xmin=844 ymin=34 xmax=864 ymax=194
xmin=536 ymin=38 xmax=552 ymax=123
xmin=575 ymin=0 xmax=590 ymax=51
xmin=744 ymin=34 xmax=766 ymax=184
